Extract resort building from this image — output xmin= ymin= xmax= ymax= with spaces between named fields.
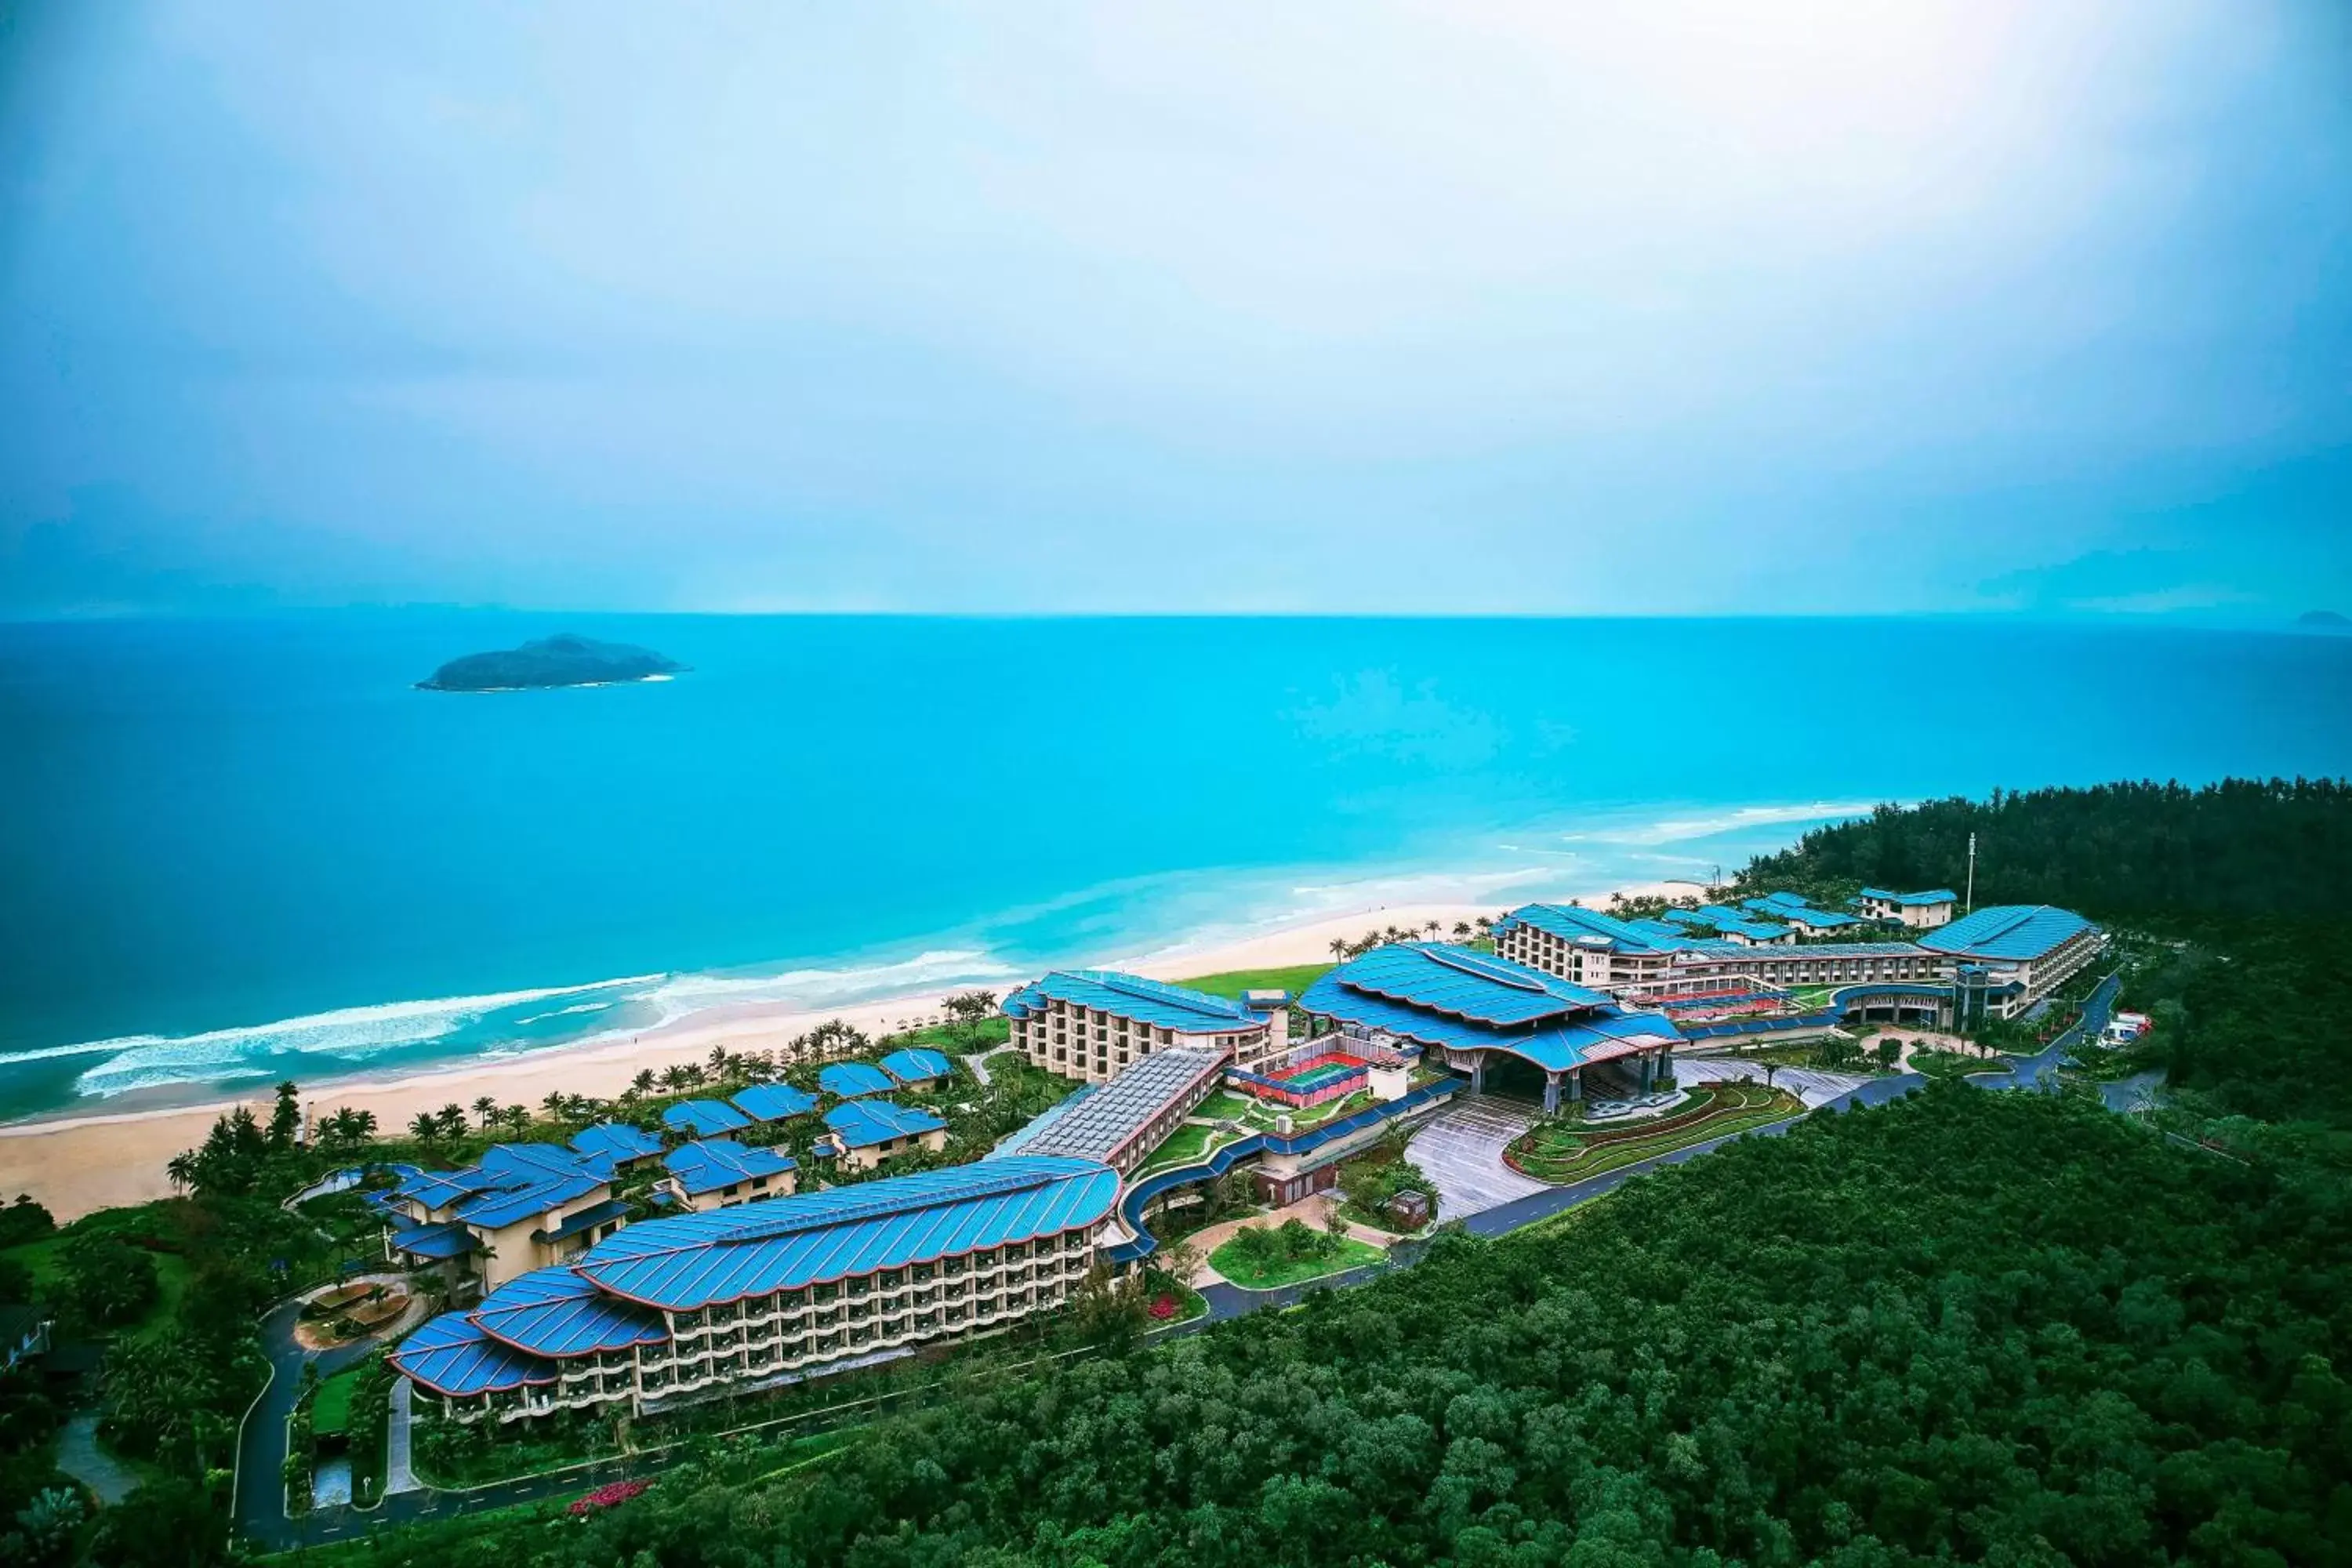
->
xmin=1918 ymin=905 xmax=2105 ymax=1020
xmin=818 ymin=1062 xmax=896 ymax=1099
xmin=1740 ymin=893 xmax=1865 ymax=935
xmin=1663 ymin=906 xmax=1795 ymax=946
xmin=1298 ymin=943 xmax=1682 ymax=1112
xmin=822 ymin=1100 xmax=949 ymax=1171
xmin=662 ymin=1099 xmax=752 ymax=1139
xmin=382 ymin=1143 xmax=630 ymax=1293
xmin=730 ymin=1083 xmax=818 ymax=1124
xmin=1491 ymin=903 xmax=1705 ymax=991
xmin=878 ymin=1047 xmax=955 ymax=1092
xmin=993 ymin=1047 xmax=1229 ymax=1178
xmin=390 ymin=1156 xmax=1121 ymax=1425
xmin=1857 ymin=887 xmax=1959 ymax=928
xmin=570 ymin=1122 xmax=665 ymax=1168
xmin=1003 ymin=970 xmax=1287 ymax=1083
xmin=660 ymin=1139 xmax=798 ymax=1213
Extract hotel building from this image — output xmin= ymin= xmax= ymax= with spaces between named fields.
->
xmin=660 ymin=1139 xmax=799 ymax=1213
xmin=1003 ymin=971 xmax=1287 ymax=1083
xmin=381 ymin=1144 xmax=630 ymax=1294
xmin=1857 ymin=887 xmax=1959 ymax=928
xmin=391 ymin=1156 xmax=1119 ymax=1425
xmin=1919 ymin=905 xmax=2107 ymax=1021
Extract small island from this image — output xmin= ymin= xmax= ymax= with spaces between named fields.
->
xmin=416 ymin=633 xmax=686 ymax=692
xmin=2296 ymin=609 xmax=2350 ymax=632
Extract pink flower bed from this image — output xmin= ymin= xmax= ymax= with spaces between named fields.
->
xmin=570 ymin=1479 xmax=649 ymax=1516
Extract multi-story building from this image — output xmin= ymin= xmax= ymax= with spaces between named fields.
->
xmin=1491 ymin=904 xmax=1701 ymax=991
xmin=993 ymin=1047 xmax=1229 ymax=1178
xmin=1919 ymin=905 xmax=2105 ymax=1020
xmin=381 ymin=1144 xmax=630 ymax=1294
xmin=1857 ymin=887 xmax=1959 ymax=928
xmin=390 ymin=1156 xmax=1119 ymax=1424
xmin=1003 ymin=971 xmax=1285 ymax=1083
xmin=660 ymin=1139 xmax=798 ymax=1213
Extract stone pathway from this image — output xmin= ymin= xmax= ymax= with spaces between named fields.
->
xmin=1404 ymin=1098 xmax=1546 ymax=1219
xmin=54 ymin=1413 xmax=138 ymax=1505
xmin=384 ymin=1375 xmax=419 ymax=1496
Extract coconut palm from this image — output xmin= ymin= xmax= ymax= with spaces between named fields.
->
xmin=541 ymin=1091 xmax=570 ymax=1120
xmin=436 ymin=1103 xmax=468 ymax=1139
xmin=472 ymin=1095 xmax=499 ymax=1129
xmin=408 ymin=1112 xmax=441 ymax=1145
xmin=1327 ymin=938 xmax=1348 ymax=961
xmin=165 ymin=1150 xmax=198 ymax=1192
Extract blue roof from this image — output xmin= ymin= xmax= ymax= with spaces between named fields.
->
xmin=824 ymin=1098 xmax=948 ymax=1149
xmin=730 ymin=1083 xmax=818 ymax=1123
xmin=1494 ymin=904 xmax=1693 ymax=956
xmin=1748 ymin=891 xmax=1815 ymax=913
xmin=878 ymin=1047 xmax=954 ymax=1085
xmin=1002 ymin=971 xmax=1269 ymax=1033
xmin=390 ymin=1310 xmax=554 ymax=1399
xmin=1327 ymin=942 xmax=1613 ymax=1025
xmin=662 ymin=1099 xmax=752 ymax=1137
xmin=1783 ymin=908 xmax=1864 ymax=930
xmin=663 ymin=1138 xmax=797 ymax=1197
xmin=569 ymin=1123 xmax=663 ymax=1163
xmin=1860 ymin=887 xmax=1959 ymax=906
xmin=818 ymin=1062 xmax=895 ymax=1098
xmin=454 ymin=1167 xmax=608 ymax=1231
xmin=393 ymin=1164 xmax=502 ymax=1210
xmin=1918 ymin=905 xmax=2094 ymax=961
xmin=575 ymin=1156 xmax=1119 ymax=1310
xmin=469 ymin=1266 xmax=666 ymax=1359
xmin=387 ymin=1219 xmax=478 ymax=1261
xmin=398 ymin=1143 xmax=614 ymax=1229
xmin=1299 ymin=945 xmax=1681 ymax=1074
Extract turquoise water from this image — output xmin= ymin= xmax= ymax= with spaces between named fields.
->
xmin=4 ymin=614 xmax=2348 ymax=1116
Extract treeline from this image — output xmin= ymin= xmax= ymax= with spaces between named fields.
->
xmin=1741 ymin=777 xmax=2352 ymax=920
xmin=318 ymin=1087 xmax=2351 ymax=1568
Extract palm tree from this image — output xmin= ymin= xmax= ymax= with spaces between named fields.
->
xmin=1424 ymin=920 xmax=1442 ymax=939
xmin=1452 ymin=921 xmax=1472 ymax=939
xmin=472 ymin=1095 xmax=499 ymax=1129
xmin=708 ymin=1044 xmax=731 ymax=1079
xmin=659 ymin=1063 xmax=690 ymax=1091
xmin=502 ymin=1105 xmax=530 ymax=1134
xmin=165 ymin=1151 xmax=198 ymax=1192
xmin=409 ymin=1112 xmax=441 ymax=1145
xmin=436 ymin=1103 xmax=468 ymax=1140
xmin=631 ymin=1069 xmax=656 ymax=1094
xmin=542 ymin=1091 xmax=570 ymax=1120
xmin=1328 ymin=938 xmax=1348 ymax=962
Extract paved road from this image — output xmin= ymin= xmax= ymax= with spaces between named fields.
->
xmin=53 ymin=1414 xmax=138 ymax=1505
xmin=1405 ymin=1099 xmax=1545 ymax=1218
xmin=384 ymin=1375 xmax=419 ymax=1495
xmin=233 ymin=1300 xmax=383 ymax=1551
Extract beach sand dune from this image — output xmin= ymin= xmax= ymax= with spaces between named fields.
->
xmin=0 ymin=887 xmax=1676 ymax=1220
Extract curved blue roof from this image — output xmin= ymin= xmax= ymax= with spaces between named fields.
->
xmin=1861 ymin=887 xmax=1958 ymax=906
xmin=1494 ymin=904 xmax=1693 ymax=956
xmin=575 ymin=1156 xmax=1117 ymax=1309
xmin=390 ymin=1310 xmax=554 ymax=1399
xmin=824 ymin=1098 xmax=947 ymax=1149
xmin=470 ymin=1266 xmax=666 ymax=1359
xmin=1918 ymin=905 xmax=2093 ymax=961
xmin=570 ymin=1123 xmax=663 ymax=1163
xmin=662 ymin=1099 xmax=752 ymax=1137
xmin=818 ymin=1062 xmax=895 ymax=1098
xmin=879 ymin=1047 xmax=954 ymax=1084
xmin=730 ymin=1083 xmax=818 ymax=1123
xmin=663 ymin=1138 xmax=797 ymax=1196
xmin=1324 ymin=943 xmax=1612 ymax=1025
xmin=1002 ymin=971 xmax=1269 ymax=1033
xmin=387 ymin=1218 xmax=477 ymax=1261
xmin=1300 ymin=945 xmax=1681 ymax=1074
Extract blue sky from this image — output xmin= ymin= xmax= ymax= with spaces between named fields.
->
xmin=3 ymin=2 xmax=2347 ymax=619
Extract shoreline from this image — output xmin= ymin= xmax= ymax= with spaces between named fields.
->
xmin=0 ymin=882 xmax=1678 ymax=1221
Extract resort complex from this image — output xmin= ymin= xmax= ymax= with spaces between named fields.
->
xmin=379 ymin=893 xmax=2106 ymax=1427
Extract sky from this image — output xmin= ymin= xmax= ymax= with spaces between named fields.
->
xmin=2 ymin=1 xmax=2348 ymax=619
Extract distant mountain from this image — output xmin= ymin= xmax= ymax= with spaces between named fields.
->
xmin=2297 ymin=610 xmax=2350 ymax=631
xmin=417 ymin=634 xmax=686 ymax=691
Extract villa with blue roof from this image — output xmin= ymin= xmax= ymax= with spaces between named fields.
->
xmin=383 ymin=1142 xmax=630 ymax=1293
xmin=1857 ymin=887 xmax=1959 ymax=928
xmin=1919 ymin=905 xmax=2104 ymax=1021
xmin=730 ymin=1083 xmax=818 ymax=1124
xmin=662 ymin=1098 xmax=752 ymax=1139
xmin=818 ymin=1062 xmax=896 ymax=1099
xmin=1740 ymin=894 xmax=1865 ymax=936
xmin=390 ymin=1155 xmax=1120 ymax=1425
xmin=569 ymin=1122 xmax=665 ymax=1168
xmin=878 ymin=1047 xmax=955 ymax=1091
xmin=1299 ymin=943 xmax=1682 ymax=1112
xmin=660 ymin=1139 xmax=798 ymax=1213
xmin=823 ymin=1100 xmax=949 ymax=1171
xmin=1003 ymin=970 xmax=1285 ymax=1083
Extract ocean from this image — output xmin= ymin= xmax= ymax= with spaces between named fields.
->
xmin=4 ymin=614 xmax=2349 ymax=1119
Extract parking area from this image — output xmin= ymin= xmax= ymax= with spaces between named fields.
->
xmin=1405 ymin=1098 xmax=1548 ymax=1218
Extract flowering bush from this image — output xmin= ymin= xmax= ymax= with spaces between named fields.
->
xmin=1148 ymin=1293 xmax=1178 ymax=1320
xmin=569 ymin=1479 xmax=649 ymax=1516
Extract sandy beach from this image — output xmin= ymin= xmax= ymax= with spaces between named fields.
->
xmin=0 ymin=885 xmax=1679 ymax=1221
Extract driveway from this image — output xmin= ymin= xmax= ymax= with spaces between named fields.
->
xmin=1405 ymin=1099 xmax=1547 ymax=1220
xmin=53 ymin=1413 xmax=138 ymax=1505
xmin=1681 ymin=1057 xmax=1875 ymax=1106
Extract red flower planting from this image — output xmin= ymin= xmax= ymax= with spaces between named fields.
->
xmin=1149 ymin=1294 xmax=1178 ymax=1320
xmin=569 ymin=1479 xmax=649 ymax=1515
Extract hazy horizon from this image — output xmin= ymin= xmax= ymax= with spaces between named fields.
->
xmin=5 ymin=2 xmax=2348 ymax=620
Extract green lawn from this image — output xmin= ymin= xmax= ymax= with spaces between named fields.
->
xmin=1192 ymin=1091 xmax=1257 ymax=1121
xmin=312 ymin=1367 xmax=361 ymax=1436
xmin=1134 ymin=1122 xmax=1224 ymax=1174
xmin=1174 ymin=964 xmax=1330 ymax=1001
xmin=1209 ymin=1232 xmax=1385 ymax=1290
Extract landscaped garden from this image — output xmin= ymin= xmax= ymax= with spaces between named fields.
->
xmin=1208 ymin=1218 xmax=1384 ymax=1290
xmin=1505 ymin=1082 xmax=1804 ymax=1183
